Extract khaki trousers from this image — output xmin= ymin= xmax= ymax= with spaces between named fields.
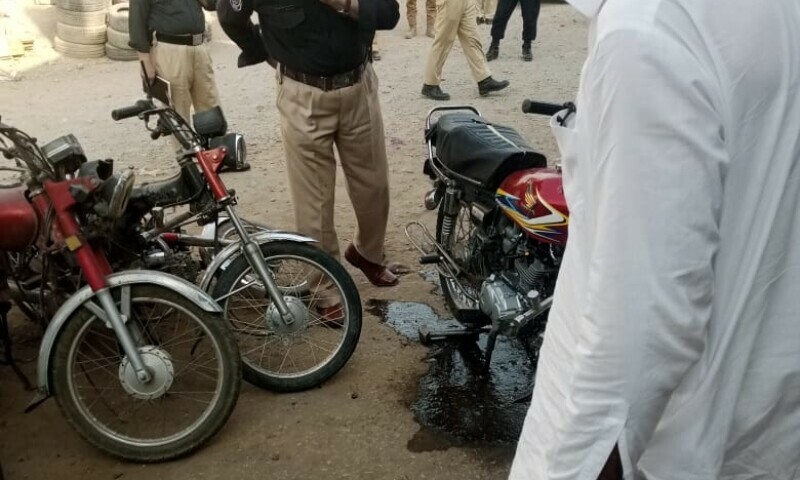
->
xmin=423 ymin=0 xmax=491 ymax=85
xmin=276 ymin=64 xmax=390 ymax=265
xmin=151 ymin=41 xmax=219 ymax=124
xmin=477 ymin=0 xmax=496 ymax=18
xmin=407 ymin=0 xmax=436 ymax=29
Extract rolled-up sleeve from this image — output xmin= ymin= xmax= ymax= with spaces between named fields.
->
xmin=128 ymin=0 xmax=152 ymax=53
xmin=551 ymin=26 xmax=727 ymax=473
xmin=216 ymin=0 xmax=269 ymax=67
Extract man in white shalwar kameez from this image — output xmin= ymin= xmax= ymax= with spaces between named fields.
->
xmin=509 ymin=0 xmax=800 ymax=479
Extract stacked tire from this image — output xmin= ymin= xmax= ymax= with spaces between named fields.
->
xmin=105 ymin=3 xmax=137 ymax=61
xmin=54 ymin=0 xmax=109 ymax=59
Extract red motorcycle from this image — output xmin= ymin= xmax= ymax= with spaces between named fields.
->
xmin=407 ymin=100 xmax=574 ymax=363
xmin=0 ymin=119 xmax=242 ymax=462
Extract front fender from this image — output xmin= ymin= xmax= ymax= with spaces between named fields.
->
xmin=28 ymin=270 xmax=222 ymax=409
xmin=197 ymin=230 xmax=317 ymax=293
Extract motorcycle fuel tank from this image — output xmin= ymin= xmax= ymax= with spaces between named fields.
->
xmin=495 ymin=168 xmax=569 ymax=244
xmin=0 ymin=187 xmax=39 ymax=251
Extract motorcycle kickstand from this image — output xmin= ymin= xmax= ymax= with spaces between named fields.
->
xmin=484 ymin=326 xmax=500 ymax=367
xmin=0 ymin=303 xmax=33 ymax=390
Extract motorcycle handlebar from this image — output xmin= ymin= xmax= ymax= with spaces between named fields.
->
xmin=521 ymin=100 xmax=567 ymax=116
xmin=111 ymin=100 xmax=153 ymax=121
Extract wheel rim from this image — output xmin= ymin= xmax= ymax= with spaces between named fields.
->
xmin=66 ymin=295 xmax=226 ymax=447
xmin=442 ymin=204 xmax=482 ymax=308
xmin=220 ymin=254 xmax=349 ymax=379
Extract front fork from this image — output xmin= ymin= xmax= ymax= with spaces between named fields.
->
xmin=57 ymin=211 xmax=153 ymax=383
xmin=224 ymin=205 xmax=295 ymax=324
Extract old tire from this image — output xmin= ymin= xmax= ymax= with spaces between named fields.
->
xmin=54 ymin=36 xmax=106 ymax=58
xmin=56 ymin=23 xmax=107 ymax=45
xmin=105 ymin=42 xmax=137 ymax=61
xmin=57 ymin=0 xmax=109 ymax=12
xmin=56 ymin=7 xmax=107 ymax=27
xmin=108 ymin=3 xmax=129 ymax=32
xmin=106 ymin=27 xmax=129 ymax=49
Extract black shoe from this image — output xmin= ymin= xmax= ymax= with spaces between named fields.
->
xmin=478 ymin=76 xmax=509 ymax=96
xmin=522 ymin=44 xmax=533 ymax=62
xmin=486 ymin=41 xmax=499 ymax=61
xmin=422 ymin=84 xmax=451 ymax=101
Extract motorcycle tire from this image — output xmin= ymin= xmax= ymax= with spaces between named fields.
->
xmin=55 ymin=7 xmax=107 ymax=27
xmin=56 ymin=0 xmax=109 ymax=13
xmin=50 ymin=285 xmax=241 ymax=462
xmin=55 ymin=23 xmax=107 ymax=46
xmin=107 ymin=3 xmax=129 ymax=33
xmin=105 ymin=42 xmax=137 ymax=61
xmin=212 ymin=241 xmax=362 ymax=393
xmin=435 ymin=200 xmax=486 ymax=325
xmin=53 ymin=36 xmax=106 ymax=58
xmin=105 ymin=27 xmax=131 ymax=51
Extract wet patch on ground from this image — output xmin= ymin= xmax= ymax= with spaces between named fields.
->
xmin=366 ymin=298 xmax=534 ymax=453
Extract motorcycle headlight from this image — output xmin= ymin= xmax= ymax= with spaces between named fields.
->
xmin=106 ymin=166 xmax=136 ymax=220
xmin=209 ymin=133 xmax=247 ymax=171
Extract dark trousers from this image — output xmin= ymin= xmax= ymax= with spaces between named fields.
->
xmin=490 ymin=0 xmax=541 ymax=44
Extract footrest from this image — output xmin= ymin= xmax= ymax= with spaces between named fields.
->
xmin=417 ymin=325 xmax=487 ymax=345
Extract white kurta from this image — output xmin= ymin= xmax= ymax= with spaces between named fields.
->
xmin=510 ymin=0 xmax=800 ymax=479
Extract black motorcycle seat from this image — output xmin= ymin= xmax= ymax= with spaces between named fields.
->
xmin=428 ymin=113 xmax=546 ymax=189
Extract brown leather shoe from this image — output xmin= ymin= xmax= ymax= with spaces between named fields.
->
xmin=316 ymin=304 xmax=344 ymax=329
xmin=344 ymin=244 xmax=399 ymax=287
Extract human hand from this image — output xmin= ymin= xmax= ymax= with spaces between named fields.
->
xmin=319 ymin=0 xmax=345 ymax=11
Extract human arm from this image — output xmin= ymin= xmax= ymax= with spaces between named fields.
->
xmin=128 ymin=0 xmax=152 ymax=53
xmin=128 ymin=0 xmax=156 ymax=82
xmin=551 ymin=26 xmax=726 ymax=474
xmin=216 ymin=0 xmax=271 ymax=67
xmin=318 ymin=0 xmax=399 ymax=30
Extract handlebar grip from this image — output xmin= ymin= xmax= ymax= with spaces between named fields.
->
xmin=111 ymin=100 xmax=151 ymax=121
xmin=521 ymin=100 xmax=566 ymax=116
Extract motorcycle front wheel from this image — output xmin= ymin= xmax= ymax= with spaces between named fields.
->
xmin=50 ymin=284 xmax=241 ymax=462
xmin=212 ymin=241 xmax=362 ymax=393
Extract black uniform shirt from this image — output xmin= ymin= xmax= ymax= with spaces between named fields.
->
xmin=129 ymin=0 xmax=213 ymax=53
xmin=217 ymin=0 xmax=399 ymax=76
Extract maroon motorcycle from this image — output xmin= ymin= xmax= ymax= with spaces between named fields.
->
xmin=407 ymin=100 xmax=574 ymax=364
xmin=0 ymin=119 xmax=241 ymax=462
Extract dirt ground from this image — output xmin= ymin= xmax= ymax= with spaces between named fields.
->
xmin=0 ymin=3 xmax=586 ymax=479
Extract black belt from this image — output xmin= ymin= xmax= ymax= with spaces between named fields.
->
xmin=280 ymin=62 xmax=367 ymax=92
xmin=155 ymin=32 xmax=206 ymax=46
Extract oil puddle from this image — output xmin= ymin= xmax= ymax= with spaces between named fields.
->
xmin=366 ymin=299 xmax=535 ymax=453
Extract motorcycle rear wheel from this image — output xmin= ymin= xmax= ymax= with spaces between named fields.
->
xmin=212 ymin=241 xmax=362 ymax=392
xmin=50 ymin=285 xmax=241 ymax=462
xmin=435 ymin=200 xmax=487 ymax=325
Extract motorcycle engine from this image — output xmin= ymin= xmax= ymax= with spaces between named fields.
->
xmin=143 ymin=248 xmax=201 ymax=283
xmin=478 ymin=221 xmax=563 ymax=331
xmin=479 ymin=275 xmax=526 ymax=323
